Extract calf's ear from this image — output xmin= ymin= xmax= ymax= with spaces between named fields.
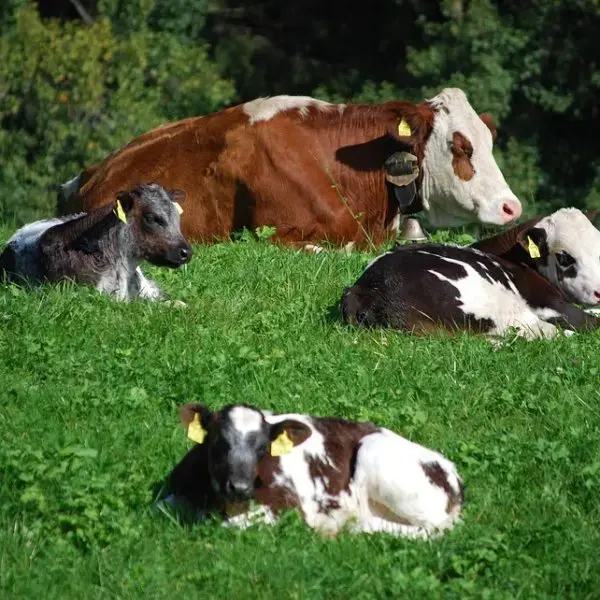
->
xmin=517 ymin=226 xmax=549 ymax=260
xmin=479 ymin=113 xmax=498 ymax=141
xmin=179 ymin=404 xmax=213 ymax=445
xmin=268 ymin=420 xmax=312 ymax=456
xmin=116 ymin=190 xmax=133 ymax=214
xmin=585 ymin=210 xmax=600 ymax=228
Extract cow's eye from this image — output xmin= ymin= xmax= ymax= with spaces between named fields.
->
xmin=555 ymin=251 xmax=575 ymax=268
xmin=144 ymin=213 xmax=167 ymax=227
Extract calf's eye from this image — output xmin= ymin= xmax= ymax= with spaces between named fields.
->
xmin=555 ymin=251 xmax=575 ymax=268
xmin=144 ymin=213 xmax=167 ymax=227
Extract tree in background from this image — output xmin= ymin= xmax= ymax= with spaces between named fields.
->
xmin=1 ymin=0 xmax=599 ymax=226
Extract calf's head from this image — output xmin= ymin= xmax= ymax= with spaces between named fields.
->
xmin=180 ymin=403 xmax=311 ymax=501
xmin=115 ymin=183 xmax=192 ymax=267
xmin=391 ymin=88 xmax=521 ymax=227
xmin=511 ymin=208 xmax=600 ymax=305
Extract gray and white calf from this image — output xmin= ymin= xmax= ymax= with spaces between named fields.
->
xmin=340 ymin=244 xmax=600 ymax=340
xmin=0 ymin=183 xmax=192 ymax=302
xmin=164 ymin=403 xmax=464 ymax=539
xmin=472 ymin=208 xmax=600 ymax=306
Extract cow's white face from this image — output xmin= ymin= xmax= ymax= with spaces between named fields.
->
xmin=420 ymin=88 xmax=522 ymax=227
xmin=527 ymin=209 xmax=600 ymax=305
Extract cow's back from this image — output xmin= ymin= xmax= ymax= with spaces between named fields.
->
xmin=60 ymin=98 xmax=410 ymax=246
xmin=67 ymin=108 xmax=246 ymax=239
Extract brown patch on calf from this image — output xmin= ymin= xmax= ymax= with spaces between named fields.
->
xmin=421 ymin=461 xmax=463 ymax=514
xmin=451 ymin=132 xmax=475 ymax=181
xmin=308 ymin=418 xmax=379 ymax=508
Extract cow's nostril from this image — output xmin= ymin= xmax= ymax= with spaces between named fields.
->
xmin=179 ymin=247 xmax=190 ymax=261
xmin=502 ymin=203 xmax=515 ymax=217
xmin=500 ymin=200 xmax=522 ymax=221
xmin=594 ymin=290 xmax=600 ymax=299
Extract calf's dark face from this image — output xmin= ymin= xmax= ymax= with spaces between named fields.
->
xmin=208 ymin=411 xmax=271 ymax=500
xmin=180 ymin=404 xmax=270 ymax=501
xmin=120 ymin=184 xmax=193 ymax=267
xmin=179 ymin=403 xmax=312 ymax=502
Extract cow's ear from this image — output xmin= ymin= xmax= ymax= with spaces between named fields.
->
xmin=517 ymin=226 xmax=549 ymax=260
xmin=584 ymin=209 xmax=600 ymax=228
xmin=479 ymin=113 xmax=497 ymax=141
xmin=179 ymin=404 xmax=213 ymax=444
xmin=268 ymin=420 xmax=312 ymax=457
xmin=389 ymin=104 xmax=435 ymax=147
xmin=114 ymin=190 xmax=134 ymax=223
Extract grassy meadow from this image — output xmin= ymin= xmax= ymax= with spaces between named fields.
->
xmin=1 ymin=228 xmax=600 ymax=599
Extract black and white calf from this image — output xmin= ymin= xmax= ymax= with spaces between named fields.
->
xmin=472 ymin=208 xmax=600 ymax=306
xmin=164 ymin=403 xmax=464 ymax=538
xmin=340 ymin=243 xmax=600 ymax=339
xmin=0 ymin=183 xmax=192 ymax=302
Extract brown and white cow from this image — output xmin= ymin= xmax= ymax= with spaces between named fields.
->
xmin=340 ymin=243 xmax=600 ymax=340
xmin=471 ymin=208 xmax=600 ymax=306
xmin=164 ymin=403 xmax=464 ymax=539
xmin=1 ymin=183 xmax=192 ymax=302
xmin=58 ymin=88 xmax=522 ymax=250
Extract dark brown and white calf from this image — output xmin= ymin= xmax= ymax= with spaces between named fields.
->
xmin=164 ymin=403 xmax=464 ymax=538
xmin=0 ymin=183 xmax=192 ymax=302
xmin=472 ymin=208 xmax=600 ymax=306
xmin=340 ymin=243 xmax=600 ymax=340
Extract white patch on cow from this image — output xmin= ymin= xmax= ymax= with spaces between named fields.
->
xmin=533 ymin=208 xmax=600 ymax=305
xmin=350 ymin=429 xmax=462 ymax=537
xmin=223 ymin=505 xmax=277 ymax=529
xmin=135 ymin=267 xmax=165 ymax=300
xmin=420 ymin=88 xmax=521 ymax=227
xmin=303 ymin=244 xmax=324 ymax=254
xmin=95 ymin=258 xmax=139 ymax=301
xmin=3 ymin=214 xmax=83 ymax=283
xmin=421 ymin=251 xmax=559 ymax=339
xmin=230 ymin=406 xmax=264 ymax=436
xmin=344 ymin=241 xmax=356 ymax=255
xmin=243 ymin=95 xmax=339 ymax=124
xmin=533 ymin=307 xmax=562 ymax=321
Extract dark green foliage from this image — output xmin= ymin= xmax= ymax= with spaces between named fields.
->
xmin=2 ymin=1 xmax=600 ymax=226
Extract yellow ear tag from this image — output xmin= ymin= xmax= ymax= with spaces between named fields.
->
xmin=270 ymin=431 xmax=294 ymax=457
xmin=527 ymin=236 xmax=541 ymax=259
xmin=187 ymin=413 xmax=207 ymax=444
xmin=398 ymin=119 xmax=412 ymax=137
xmin=114 ymin=199 xmax=127 ymax=224
xmin=173 ymin=202 xmax=183 ymax=215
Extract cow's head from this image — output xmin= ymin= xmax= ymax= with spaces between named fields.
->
xmin=390 ymin=88 xmax=522 ymax=227
xmin=512 ymin=208 xmax=600 ymax=305
xmin=180 ymin=403 xmax=311 ymax=501
xmin=115 ymin=183 xmax=193 ymax=267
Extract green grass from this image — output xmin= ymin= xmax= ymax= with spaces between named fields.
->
xmin=1 ymin=230 xmax=600 ymax=599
